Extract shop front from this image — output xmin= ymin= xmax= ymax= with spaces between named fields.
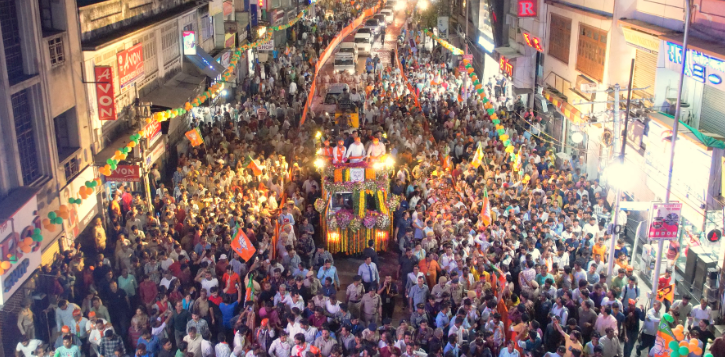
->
xmin=638 ymin=112 xmax=724 ymax=301
xmin=657 ymin=35 xmax=725 ymax=139
xmin=540 ymin=89 xmax=588 ymax=163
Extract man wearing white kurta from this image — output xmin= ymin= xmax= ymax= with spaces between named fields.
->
xmin=345 ymin=137 xmax=366 ymax=163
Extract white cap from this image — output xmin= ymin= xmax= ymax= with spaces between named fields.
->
xmin=219 ymin=254 xmax=228 ymax=260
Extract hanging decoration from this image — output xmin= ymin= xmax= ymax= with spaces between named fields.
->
xmin=423 ymin=29 xmax=464 ymax=55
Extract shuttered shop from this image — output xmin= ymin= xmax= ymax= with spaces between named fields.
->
xmin=633 ymin=49 xmax=656 ymax=98
xmin=700 ymin=85 xmax=725 ymax=137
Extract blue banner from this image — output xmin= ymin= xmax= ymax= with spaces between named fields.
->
xmin=251 ymin=4 xmax=258 ymax=27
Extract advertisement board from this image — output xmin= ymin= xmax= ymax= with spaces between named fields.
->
xmin=225 ymin=33 xmax=236 ymax=49
xmin=647 ymin=202 xmax=682 ymax=240
xmin=94 ymin=66 xmax=116 ymax=121
xmin=665 ymin=41 xmax=725 ymax=91
xmin=183 ymin=31 xmax=197 ymax=55
xmin=105 ymin=165 xmax=141 ymax=182
xmin=437 ymin=17 xmax=449 ymax=39
xmin=144 ymin=120 xmax=162 ymax=147
xmin=0 ymin=195 xmax=42 ymax=305
xmin=60 ymin=166 xmax=99 ymax=240
xmin=117 ymin=43 xmax=144 ymax=89
xmin=258 ymin=39 xmax=275 ymax=51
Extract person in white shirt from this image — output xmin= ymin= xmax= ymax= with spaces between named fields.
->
xmin=689 ymin=298 xmax=713 ymax=328
xmin=367 ymin=137 xmax=386 ymax=162
xmin=160 ymin=270 xmax=178 ymax=290
xmin=345 ymin=136 xmax=367 ymax=163
xmin=269 ymin=331 xmax=293 ymax=357
xmin=55 ymin=300 xmax=80 ymax=333
xmin=16 ymin=337 xmax=42 ymax=357
xmin=199 ymin=270 xmax=219 ymax=293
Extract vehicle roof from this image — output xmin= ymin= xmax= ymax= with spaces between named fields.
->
xmin=355 ymin=32 xmax=371 ymax=37
xmin=327 ymin=83 xmax=350 ymax=92
xmin=340 ymin=42 xmax=357 ymax=47
xmin=335 ymin=52 xmax=355 ymax=58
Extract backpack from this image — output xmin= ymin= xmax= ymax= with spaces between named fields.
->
xmin=623 ymin=285 xmax=639 ymax=300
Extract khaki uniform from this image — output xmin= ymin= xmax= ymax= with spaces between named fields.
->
xmin=346 ymin=283 xmax=364 ymax=318
xmin=17 ymin=308 xmax=34 ymax=339
xmin=450 ymin=284 xmax=465 ymax=306
xmin=430 ymin=284 xmax=451 ymax=303
xmin=360 ymin=293 xmax=381 ymax=326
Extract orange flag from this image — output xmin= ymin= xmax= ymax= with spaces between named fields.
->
xmin=231 ymin=224 xmax=256 ymax=262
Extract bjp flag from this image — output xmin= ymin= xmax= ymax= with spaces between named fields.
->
xmin=480 ymin=188 xmax=492 ymax=226
xmin=185 ymin=127 xmax=204 ymax=147
xmin=231 ymin=224 xmax=256 ymax=262
xmin=654 ymin=320 xmax=676 ymax=357
xmin=656 ymin=284 xmax=675 ymax=303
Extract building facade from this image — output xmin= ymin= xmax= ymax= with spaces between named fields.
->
xmin=0 ymin=0 xmax=99 ymax=353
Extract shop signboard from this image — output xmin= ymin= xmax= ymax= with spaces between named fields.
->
xmin=622 ymin=27 xmax=659 ymax=54
xmin=258 ymin=39 xmax=275 ymax=51
xmin=94 ymin=66 xmax=116 ymax=121
xmin=225 ymin=33 xmax=236 ymax=49
xmin=517 ymin=0 xmax=537 ymax=17
xmin=183 ymin=31 xmax=197 ymax=55
xmin=251 ymin=4 xmax=258 ymax=27
xmin=105 ymin=165 xmax=141 ymax=182
xmin=522 ymin=32 xmax=544 ymax=52
xmin=499 ymin=56 xmax=513 ymax=77
xmin=647 ymin=202 xmax=682 ymax=240
xmin=210 ymin=0 xmax=223 ymax=15
xmin=60 ymin=166 xmax=99 ymax=240
xmin=116 ymin=43 xmax=144 ymax=89
xmin=146 ymin=137 xmax=167 ymax=167
xmin=0 ymin=195 xmax=42 ymax=305
xmin=223 ymin=0 xmax=234 ymax=16
xmin=665 ymin=41 xmax=725 ymax=91
xmin=144 ymin=120 xmax=162 ymax=147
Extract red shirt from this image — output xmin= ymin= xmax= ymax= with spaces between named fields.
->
xmin=139 ymin=280 xmax=158 ymax=306
xmin=209 ymin=294 xmax=223 ymax=306
xmin=658 ymin=276 xmax=671 ymax=290
xmin=223 ymin=272 xmax=240 ymax=295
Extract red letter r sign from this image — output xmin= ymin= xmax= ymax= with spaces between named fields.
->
xmin=518 ymin=0 xmax=537 ymax=17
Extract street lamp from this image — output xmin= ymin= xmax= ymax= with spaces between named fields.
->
xmin=603 ymin=160 xmax=635 ymax=278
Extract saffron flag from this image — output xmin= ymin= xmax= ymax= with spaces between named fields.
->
xmin=656 ymin=283 xmax=675 ymax=302
xmin=653 ymin=319 xmax=677 ymax=357
xmin=244 ymin=155 xmax=263 ymax=176
xmin=231 ymin=224 xmax=256 ymax=262
xmin=471 ymin=144 xmax=484 ymax=168
xmin=185 ymin=127 xmax=204 ymax=147
xmin=480 ymin=188 xmax=492 ymax=226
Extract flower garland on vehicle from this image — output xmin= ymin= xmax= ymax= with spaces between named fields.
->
xmin=375 ymin=214 xmax=390 ymax=229
xmin=323 ymin=179 xmax=388 ymax=195
xmin=335 ymin=210 xmax=354 ymax=229
xmin=314 ymin=198 xmax=327 ymax=213
xmin=363 ymin=213 xmax=377 ymax=229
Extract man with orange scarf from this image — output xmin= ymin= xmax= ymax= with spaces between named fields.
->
xmin=419 ymin=255 xmax=441 ymax=288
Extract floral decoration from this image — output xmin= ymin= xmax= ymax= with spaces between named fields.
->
xmin=336 ymin=210 xmax=354 ymax=229
xmin=363 ymin=213 xmax=377 ymax=229
xmin=314 ymin=198 xmax=326 ymax=213
xmin=349 ymin=218 xmax=362 ymax=232
xmin=375 ymin=214 xmax=390 ymax=229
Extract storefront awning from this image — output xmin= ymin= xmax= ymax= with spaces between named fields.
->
xmin=94 ymin=131 xmax=136 ymax=166
xmin=140 ymin=72 xmax=205 ymax=109
xmin=185 ymin=45 xmax=227 ymax=78
xmin=543 ymin=89 xmax=586 ymax=124
xmin=494 ymin=46 xmax=523 ymax=59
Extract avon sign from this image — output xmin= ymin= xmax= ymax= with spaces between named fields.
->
xmin=94 ymin=66 xmax=116 ymax=121
xmin=117 ymin=43 xmax=144 ymax=89
xmin=665 ymin=42 xmax=725 ymax=90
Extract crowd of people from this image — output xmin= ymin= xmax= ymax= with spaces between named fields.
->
xmin=18 ymin=2 xmax=725 ymax=357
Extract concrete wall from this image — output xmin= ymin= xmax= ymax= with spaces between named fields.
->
xmin=79 ymin=0 xmax=194 ymax=41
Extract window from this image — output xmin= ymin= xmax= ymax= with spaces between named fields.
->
xmin=38 ymin=0 xmax=54 ymax=31
xmin=48 ymin=36 xmax=65 ymax=67
xmin=63 ymin=157 xmax=80 ymax=181
xmin=162 ymin=28 xmax=180 ymax=64
xmin=576 ymin=24 xmax=607 ymax=82
xmin=548 ymin=13 xmax=571 ymax=64
xmin=201 ymin=15 xmax=213 ymax=41
xmin=143 ymin=37 xmax=158 ymax=75
xmin=0 ymin=0 xmax=25 ymax=84
xmin=12 ymin=89 xmax=41 ymax=184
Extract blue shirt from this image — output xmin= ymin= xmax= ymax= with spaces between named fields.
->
xmin=219 ymin=301 xmax=239 ymax=329
xmin=137 ymin=335 xmax=160 ymax=357
xmin=317 ymin=266 xmax=340 ymax=286
xmin=436 ymin=311 xmax=451 ymax=329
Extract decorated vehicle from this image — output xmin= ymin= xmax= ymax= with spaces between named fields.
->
xmin=312 ymin=154 xmax=397 ymax=255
